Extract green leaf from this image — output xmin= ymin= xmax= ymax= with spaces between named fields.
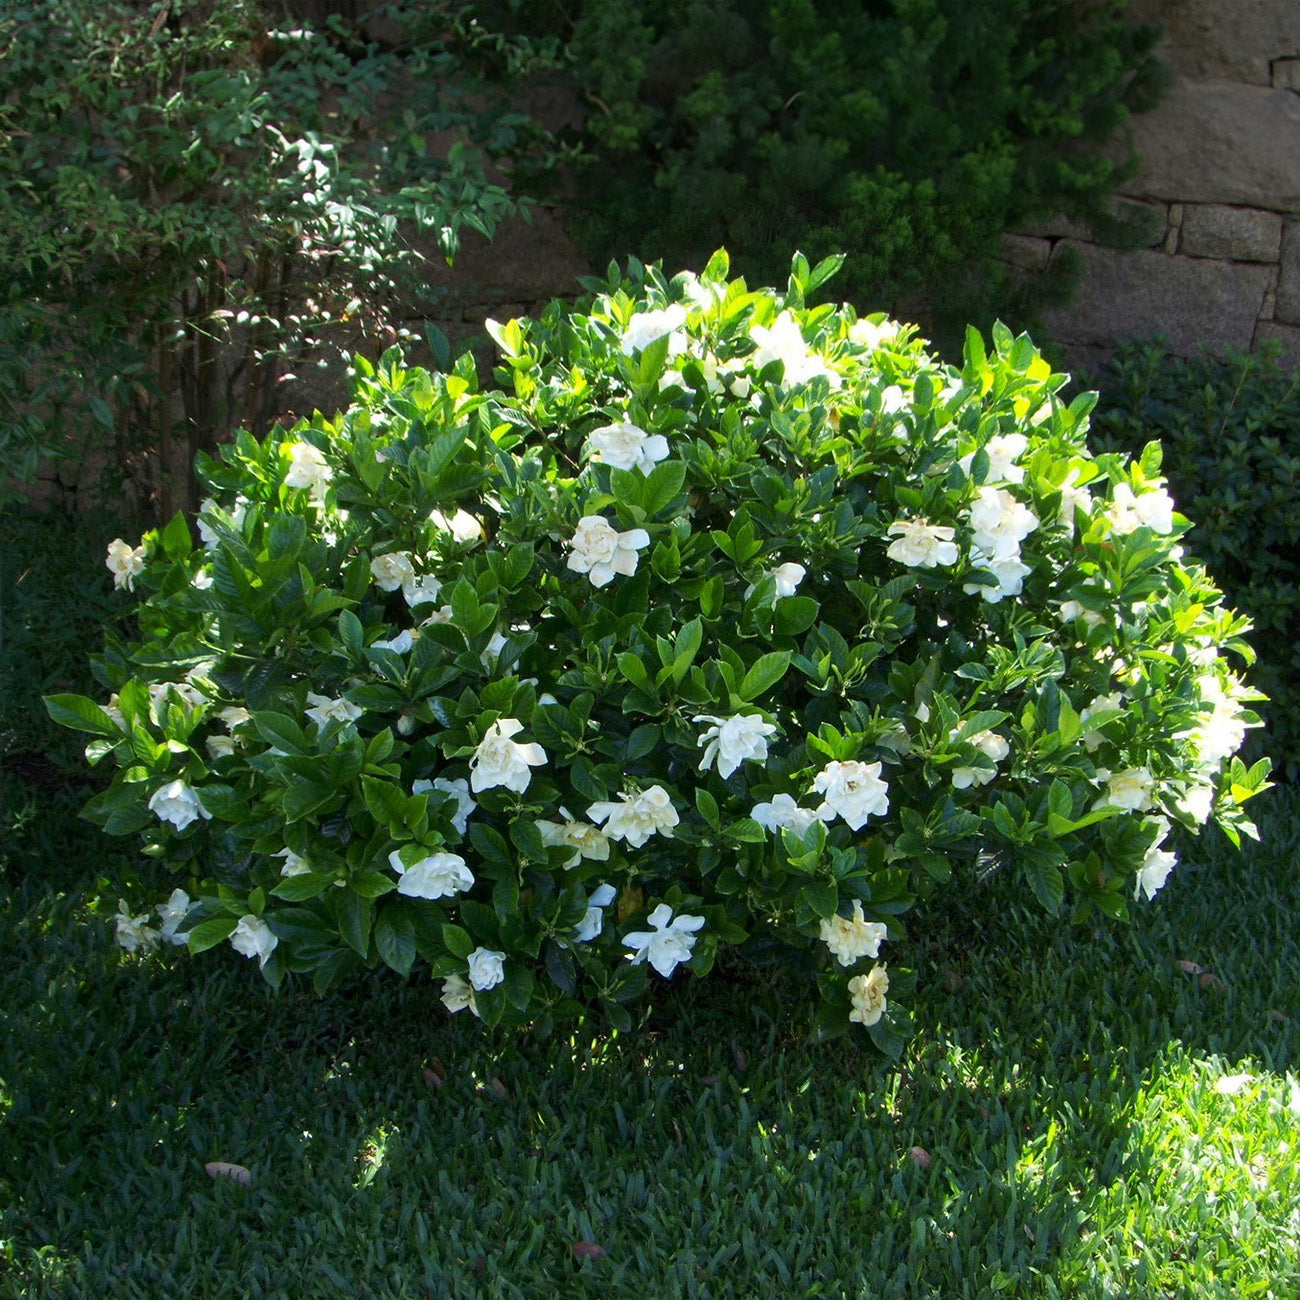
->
xmin=441 ymin=923 xmax=475 ymax=959
xmin=160 ymin=511 xmax=192 ymax=561
xmin=336 ymin=891 xmax=373 ymax=957
xmin=339 ymin=610 xmax=364 ymax=660
xmin=737 ymin=651 xmax=791 ymax=702
xmin=186 ymin=916 xmax=237 ymax=955
xmin=1023 ymin=857 xmax=1064 ymax=915
xmin=252 ymin=711 xmax=309 ymax=757
xmin=270 ymin=873 xmax=332 ymax=901
xmin=375 ymin=905 xmax=416 ymax=976
xmin=349 ymin=871 xmax=397 ymax=899
xmin=802 ymin=878 xmax=839 ymax=920
xmin=774 ymin=596 xmax=819 ymax=638
xmin=44 ymin=694 xmax=122 ymax=738
xmin=641 ymin=461 xmax=687 ymax=517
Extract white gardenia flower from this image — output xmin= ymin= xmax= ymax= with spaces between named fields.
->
xmin=536 ymin=808 xmax=612 ymax=867
xmin=305 ymin=692 xmax=363 ymax=728
xmin=694 ymin=713 xmax=778 ymax=779
xmin=811 ymin=761 xmax=890 ymax=831
xmin=106 ymin=538 xmax=147 ymax=592
xmin=586 ymin=421 xmax=671 ymax=474
xmin=960 ymin=433 xmax=1028 ymax=484
xmin=216 ymin=706 xmax=252 ymax=730
xmin=575 ymin=883 xmax=618 ymax=943
xmin=441 ymin=974 xmax=479 ymax=1017
xmin=820 ymin=900 xmax=888 ymax=968
xmin=950 ymin=728 xmax=1010 ymax=789
xmin=967 ymin=486 xmax=1039 ymax=560
xmin=192 ymin=568 xmax=214 ymax=590
xmin=421 ymin=604 xmax=454 ymax=626
xmin=1095 ymin=766 xmax=1154 ymax=813
xmin=962 ymin=548 xmax=1032 ymax=604
xmin=155 ymin=888 xmax=192 ymax=946
xmin=848 ymin=965 xmax=889 ymax=1027
xmin=623 ymin=903 xmax=706 ymax=977
xmin=1190 ymin=674 xmax=1247 ymax=765
xmin=847 ymin=317 xmax=898 ymax=350
xmin=886 ymin=518 xmax=959 ymax=569
xmin=206 ymin=735 xmax=235 ymax=761
xmin=371 ymin=629 xmax=414 ymax=654
xmin=284 ymin=441 xmax=332 ymax=490
xmin=230 ymin=914 xmax=278 ymax=968
xmin=115 ymin=901 xmax=159 ymax=954
xmin=744 ymin=561 xmax=806 ymax=601
xmin=1056 ymin=469 xmax=1094 ymax=533
xmin=749 ymin=311 xmax=842 ymax=388
xmin=620 ymin=304 xmax=688 ymax=355
xmin=565 ymin=516 xmax=651 ymax=588
xmin=1136 ymin=820 xmax=1178 ymax=901
xmin=197 ymin=497 xmax=247 ymax=549
xmin=370 ymin=552 xmax=416 ymax=592
xmin=1107 ymin=483 xmax=1175 ymax=536
xmin=403 ymin=574 xmax=443 ymax=607
xmin=470 ymin=718 xmax=547 ymax=794
xmin=467 ymin=947 xmax=507 ymax=992
xmin=148 ymin=780 xmax=211 ymax=831
xmin=588 ymin=785 xmax=680 ymax=848
xmin=413 ymin=777 xmax=476 ymax=835
xmin=430 ymin=508 xmax=485 ymax=543
xmin=389 ymin=849 xmax=474 ymax=900
xmin=1175 ymin=780 xmax=1215 ymax=824
xmin=750 ymin=793 xmax=821 ymax=837
xmin=1058 ymin=599 xmax=1104 ymax=630
xmin=275 ymin=848 xmax=312 ymax=877
xmin=1080 ymin=692 xmax=1124 ymax=753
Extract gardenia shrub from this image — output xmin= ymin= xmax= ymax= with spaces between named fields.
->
xmin=48 ymin=251 xmax=1270 ymax=1045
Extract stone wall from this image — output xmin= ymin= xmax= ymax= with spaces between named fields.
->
xmin=1039 ymin=0 xmax=1300 ymax=368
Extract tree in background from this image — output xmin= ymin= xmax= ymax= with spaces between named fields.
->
xmin=0 ymin=0 xmax=548 ymax=517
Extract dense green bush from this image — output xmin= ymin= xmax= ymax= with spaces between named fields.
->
xmin=488 ymin=0 xmax=1163 ymax=349
xmin=1088 ymin=340 xmax=1300 ymax=778
xmin=48 ymin=253 xmax=1268 ymax=1041
xmin=0 ymin=0 xmax=546 ymax=514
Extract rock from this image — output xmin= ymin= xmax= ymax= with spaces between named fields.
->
xmin=1275 ymin=57 xmax=1300 ymax=91
xmin=1179 ymin=205 xmax=1283 ymax=261
xmin=999 ymin=234 xmax=1052 ymax=272
xmin=1276 ymin=221 xmax=1300 ymax=323
xmin=1126 ymin=0 xmax=1300 ymax=86
xmin=1042 ymin=242 xmax=1273 ymax=356
xmin=1120 ymin=78 xmax=1300 ymax=210
xmin=1254 ymin=319 xmax=1300 ymax=368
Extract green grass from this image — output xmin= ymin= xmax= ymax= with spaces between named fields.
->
xmin=1 ymin=787 xmax=1296 ymax=1299
xmin=3 ymin=505 xmax=1298 ymax=1297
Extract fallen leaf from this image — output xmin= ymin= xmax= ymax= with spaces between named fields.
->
xmin=489 ymin=1076 xmax=508 ymax=1099
xmin=1175 ymin=960 xmax=1203 ymax=975
xmin=943 ymin=968 xmax=965 ymax=993
xmin=422 ymin=1068 xmax=443 ymax=1089
xmin=733 ymin=1047 xmax=747 ymax=1073
xmin=1199 ymin=972 xmax=1227 ymax=992
xmin=908 ymin=1146 xmax=932 ymax=1169
xmin=572 ymin=1241 xmax=607 ymax=1261
xmin=1269 ymin=1009 xmax=1288 ymax=1025
xmin=204 ymin=1161 xmax=252 ymax=1187
xmin=1214 ymin=1073 xmax=1253 ymax=1095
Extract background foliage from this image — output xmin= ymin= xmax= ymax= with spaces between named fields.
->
xmin=485 ymin=0 xmax=1165 ymax=352
xmin=0 ymin=0 xmax=545 ymax=516
xmin=1088 ymin=342 xmax=1300 ymax=780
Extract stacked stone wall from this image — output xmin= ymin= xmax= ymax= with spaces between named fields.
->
xmin=1039 ymin=0 xmax=1300 ymax=368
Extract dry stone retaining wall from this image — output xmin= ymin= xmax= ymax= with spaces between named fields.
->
xmin=1039 ymin=0 xmax=1300 ymax=368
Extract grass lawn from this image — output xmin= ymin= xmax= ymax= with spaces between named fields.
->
xmin=3 ymin=507 xmax=1297 ymax=1298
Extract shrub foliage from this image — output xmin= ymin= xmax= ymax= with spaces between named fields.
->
xmin=48 ymin=254 xmax=1268 ymax=1041
xmin=1088 ymin=340 xmax=1300 ymax=778
xmin=493 ymin=0 xmax=1163 ymax=347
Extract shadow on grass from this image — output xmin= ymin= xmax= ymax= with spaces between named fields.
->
xmin=1 ymin=785 xmax=1297 ymax=1298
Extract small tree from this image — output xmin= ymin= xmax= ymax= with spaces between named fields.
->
xmin=0 ymin=0 xmax=544 ymax=516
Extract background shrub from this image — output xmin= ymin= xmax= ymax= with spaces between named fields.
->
xmin=0 ymin=0 xmax=548 ymax=516
xmin=488 ymin=0 xmax=1164 ymax=351
xmin=1088 ymin=340 xmax=1300 ymax=779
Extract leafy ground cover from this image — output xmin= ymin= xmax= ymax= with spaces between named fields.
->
xmin=3 ymin=513 xmax=1297 ymax=1300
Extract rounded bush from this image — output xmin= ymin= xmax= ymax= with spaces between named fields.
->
xmin=50 ymin=251 xmax=1270 ymax=1044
